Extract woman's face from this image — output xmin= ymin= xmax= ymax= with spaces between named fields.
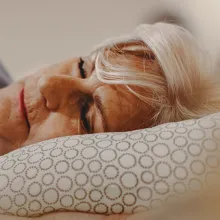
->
xmin=0 ymin=57 xmax=152 ymax=154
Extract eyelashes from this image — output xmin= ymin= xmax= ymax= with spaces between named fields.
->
xmin=78 ymin=57 xmax=90 ymax=133
xmin=78 ymin=57 xmax=86 ymax=79
xmin=80 ymin=102 xmax=91 ymax=133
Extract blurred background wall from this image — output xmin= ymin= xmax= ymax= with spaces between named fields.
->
xmin=0 ymin=0 xmax=220 ymax=80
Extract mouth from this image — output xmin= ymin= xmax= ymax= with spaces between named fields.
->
xmin=20 ymin=88 xmax=30 ymax=130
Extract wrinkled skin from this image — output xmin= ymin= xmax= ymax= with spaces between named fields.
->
xmin=0 ymin=57 xmax=152 ymax=155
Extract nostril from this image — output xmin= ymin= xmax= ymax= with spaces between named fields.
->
xmin=38 ymin=76 xmax=60 ymax=110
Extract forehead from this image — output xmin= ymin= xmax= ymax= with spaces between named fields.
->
xmin=96 ymin=84 xmax=152 ymax=132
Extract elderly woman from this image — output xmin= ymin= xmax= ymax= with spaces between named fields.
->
xmin=1 ymin=23 xmax=220 ymax=220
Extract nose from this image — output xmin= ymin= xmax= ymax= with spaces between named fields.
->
xmin=38 ymin=75 xmax=90 ymax=110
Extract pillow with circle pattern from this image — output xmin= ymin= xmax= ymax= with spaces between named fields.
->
xmin=0 ymin=112 xmax=220 ymax=217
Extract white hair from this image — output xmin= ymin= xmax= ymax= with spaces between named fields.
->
xmin=90 ymin=22 xmax=220 ymax=125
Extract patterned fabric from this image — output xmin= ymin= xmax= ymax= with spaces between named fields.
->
xmin=0 ymin=113 xmax=220 ymax=217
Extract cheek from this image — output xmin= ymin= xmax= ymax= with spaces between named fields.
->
xmin=24 ymin=114 xmax=79 ymax=146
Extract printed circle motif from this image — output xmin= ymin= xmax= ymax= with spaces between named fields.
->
xmin=16 ymin=208 xmax=28 ymax=217
xmin=155 ymin=162 xmax=171 ymax=178
xmin=72 ymin=159 xmax=84 ymax=171
xmin=188 ymin=129 xmax=205 ymax=140
xmin=123 ymin=193 xmax=137 ymax=206
xmin=118 ymin=154 xmax=136 ymax=169
xmin=154 ymin=180 xmax=169 ymax=195
xmin=60 ymin=195 xmax=74 ymax=208
xmin=116 ymin=142 xmax=130 ymax=151
xmin=129 ymin=132 xmax=143 ymax=140
xmin=94 ymin=203 xmax=108 ymax=214
xmin=74 ymin=188 xmax=87 ymax=200
xmin=111 ymin=203 xmax=124 ymax=214
xmin=0 ymin=174 xmax=9 ymax=191
xmin=175 ymin=127 xmax=187 ymax=134
xmin=75 ymin=202 xmax=91 ymax=212
xmin=81 ymin=139 xmax=94 ymax=146
xmin=97 ymin=140 xmax=112 ymax=148
xmin=104 ymin=183 xmax=122 ymax=200
xmin=173 ymin=182 xmax=186 ymax=194
xmin=0 ymin=195 xmax=12 ymax=210
xmin=50 ymin=148 xmax=63 ymax=157
xmin=174 ymin=136 xmax=188 ymax=147
xmin=64 ymin=149 xmax=78 ymax=159
xmin=14 ymin=194 xmax=27 ymax=207
xmin=99 ymin=149 xmax=117 ymax=162
xmin=81 ymin=147 xmax=98 ymax=159
xmin=111 ymin=133 xmax=127 ymax=141
xmin=144 ymin=134 xmax=158 ymax=142
xmin=43 ymin=206 xmax=55 ymax=213
xmin=10 ymin=176 xmax=25 ymax=192
xmin=141 ymin=171 xmax=154 ymax=184
xmin=29 ymin=200 xmax=42 ymax=212
xmin=41 ymin=142 xmax=56 ymax=151
xmin=132 ymin=206 xmax=148 ymax=214
xmin=104 ymin=165 xmax=119 ymax=179
xmin=89 ymin=189 xmax=103 ymax=202
xmin=171 ymin=149 xmax=187 ymax=164
xmin=188 ymin=144 xmax=202 ymax=156
xmin=28 ymin=144 xmax=40 ymax=152
xmin=13 ymin=163 xmax=26 ymax=174
xmin=18 ymin=153 xmax=29 ymax=161
xmin=137 ymin=187 xmax=152 ymax=201
xmin=55 ymin=160 xmax=69 ymax=174
xmin=75 ymin=173 xmax=89 ymax=186
xmin=152 ymin=143 xmax=170 ymax=158
xmin=88 ymin=160 xmax=102 ymax=173
xmin=28 ymin=152 xmax=44 ymax=164
xmin=174 ymin=166 xmax=188 ymax=180
xmin=43 ymin=188 xmax=59 ymax=204
xmin=28 ymin=182 xmax=42 ymax=197
xmin=57 ymin=176 xmax=73 ymax=192
xmin=190 ymin=160 xmax=205 ymax=175
xmin=64 ymin=139 xmax=79 ymax=148
xmin=2 ymin=159 xmax=16 ymax=170
xmin=40 ymin=158 xmax=53 ymax=170
xmin=91 ymin=175 xmax=104 ymax=187
xmin=159 ymin=131 xmax=174 ymax=140
xmin=132 ymin=142 xmax=149 ymax=154
xmin=139 ymin=155 xmax=154 ymax=168
xmin=120 ymin=172 xmax=138 ymax=189
xmin=42 ymin=173 xmax=54 ymax=186
xmin=95 ymin=134 xmax=109 ymax=139
xmin=198 ymin=119 xmax=216 ymax=129
xmin=25 ymin=166 xmax=39 ymax=179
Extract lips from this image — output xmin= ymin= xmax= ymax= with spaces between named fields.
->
xmin=20 ymin=88 xmax=30 ymax=129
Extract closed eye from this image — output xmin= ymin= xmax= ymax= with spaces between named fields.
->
xmin=78 ymin=57 xmax=86 ymax=79
xmin=80 ymin=103 xmax=91 ymax=133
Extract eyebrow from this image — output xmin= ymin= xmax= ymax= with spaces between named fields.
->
xmin=94 ymin=95 xmax=108 ymax=132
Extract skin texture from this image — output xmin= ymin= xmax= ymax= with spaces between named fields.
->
xmin=0 ymin=57 xmax=152 ymax=219
xmin=0 ymin=57 xmax=152 ymax=155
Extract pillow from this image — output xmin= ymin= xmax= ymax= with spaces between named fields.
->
xmin=0 ymin=113 xmax=220 ymax=217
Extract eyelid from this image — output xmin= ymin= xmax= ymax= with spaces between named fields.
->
xmin=80 ymin=103 xmax=91 ymax=133
xmin=78 ymin=57 xmax=86 ymax=79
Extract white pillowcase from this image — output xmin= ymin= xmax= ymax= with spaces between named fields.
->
xmin=0 ymin=113 xmax=220 ymax=217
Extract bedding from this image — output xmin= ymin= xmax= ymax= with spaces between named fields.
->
xmin=0 ymin=112 xmax=220 ymax=217
xmin=0 ymin=62 xmax=12 ymax=88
